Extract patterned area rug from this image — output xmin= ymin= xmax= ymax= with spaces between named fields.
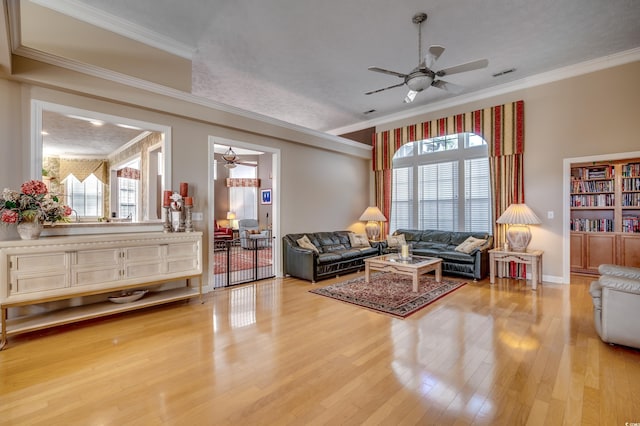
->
xmin=310 ymin=273 xmax=466 ymax=318
xmin=213 ymin=247 xmax=272 ymax=275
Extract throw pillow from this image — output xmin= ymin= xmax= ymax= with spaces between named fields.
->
xmin=249 ymin=229 xmax=261 ymax=234
xmin=297 ymin=235 xmax=319 ymax=253
xmin=348 ymin=232 xmax=371 ymax=248
xmin=386 ymin=234 xmax=406 ymax=248
xmin=455 ymin=236 xmax=487 ymax=254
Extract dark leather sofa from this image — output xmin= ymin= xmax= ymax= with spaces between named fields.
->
xmin=383 ymin=229 xmax=493 ymax=280
xmin=283 ymin=231 xmax=380 ymax=282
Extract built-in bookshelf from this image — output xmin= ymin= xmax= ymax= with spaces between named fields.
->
xmin=570 ymin=159 xmax=640 ymax=274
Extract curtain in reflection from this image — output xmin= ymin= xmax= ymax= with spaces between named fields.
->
xmin=59 ymin=159 xmax=108 ymax=183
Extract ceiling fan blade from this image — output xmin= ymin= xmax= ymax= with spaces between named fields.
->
xmin=425 ymin=45 xmax=445 ymax=68
xmin=432 ymin=79 xmax=464 ymax=94
xmin=403 ymin=90 xmax=419 ymax=103
xmin=236 ymin=161 xmax=258 ymax=167
xmin=367 ymin=66 xmax=408 ymax=78
xmin=365 ymin=82 xmax=406 ymax=95
xmin=436 ymin=59 xmax=488 ymax=76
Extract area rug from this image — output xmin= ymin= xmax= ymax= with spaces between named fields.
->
xmin=213 ymin=247 xmax=272 ymax=275
xmin=310 ymin=273 xmax=466 ymax=318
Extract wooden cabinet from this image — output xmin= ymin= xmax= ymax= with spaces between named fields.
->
xmin=570 ymin=159 xmax=640 ymax=274
xmin=1 ymin=232 xmax=202 ymax=349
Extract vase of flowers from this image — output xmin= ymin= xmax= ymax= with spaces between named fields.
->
xmin=1 ymin=180 xmax=72 ymax=240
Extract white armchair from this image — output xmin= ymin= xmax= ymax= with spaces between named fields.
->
xmin=238 ymin=219 xmax=270 ymax=249
xmin=589 ymin=264 xmax=640 ymax=349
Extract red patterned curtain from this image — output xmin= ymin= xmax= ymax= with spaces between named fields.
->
xmin=373 ymin=100 xmax=525 ymax=242
xmin=226 ymin=178 xmax=261 ymax=187
xmin=117 ymin=167 xmax=140 ymax=180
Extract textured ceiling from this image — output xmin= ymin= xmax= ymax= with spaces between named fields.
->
xmin=42 ymin=111 xmax=147 ymax=157
xmin=28 ymin=0 xmax=640 ymax=134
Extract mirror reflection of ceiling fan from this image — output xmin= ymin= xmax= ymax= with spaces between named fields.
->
xmin=222 ymin=146 xmax=257 ymax=168
xmin=366 ymin=12 xmax=489 ymax=103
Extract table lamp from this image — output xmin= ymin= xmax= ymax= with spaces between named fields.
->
xmin=359 ymin=206 xmax=387 ymax=241
xmin=227 ymin=211 xmax=237 ymax=229
xmin=496 ymin=203 xmax=541 ymax=252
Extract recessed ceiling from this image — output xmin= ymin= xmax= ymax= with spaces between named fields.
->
xmin=14 ymin=0 xmax=640 ymax=134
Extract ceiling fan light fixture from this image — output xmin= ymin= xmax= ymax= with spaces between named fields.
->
xmin=222 ymin=146 xmax=238 ymax=163
xmin=406 ymin=74 xmax=433 ymax=91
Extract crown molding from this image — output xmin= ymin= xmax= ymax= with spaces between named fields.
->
xmin=12 ymin=45 xmax=371 ymax=157
xmin=29 ymin=0 xmax=195 ymax=60
xmin=327 ymin=47 xmax=640 ymax=135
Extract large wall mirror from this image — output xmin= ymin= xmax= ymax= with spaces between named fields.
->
xmin=31 ymin=100 xmax=172 ymax=222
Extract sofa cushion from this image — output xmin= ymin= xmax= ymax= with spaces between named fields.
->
xmin=394 ymin=229 xmax=422 ymax=242
xmin=420 ymin=230 xmax=452 ymax=244
xmin=297 ymin=235 xmax=319 ymax=253
xmin=455 ymin=236 xmax=487 ymax=254
xmin=386 ymin=234 xmax=406 ymax=248
xmin=323 ymin=243 xmax=347 ymax=252
xmin=348 ymin=232 xmax=371 ymax=248
xmin=317 ymin=252 xmax=342 ymax=264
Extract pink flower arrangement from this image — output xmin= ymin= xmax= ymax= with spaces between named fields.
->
xmin=1 ymin=180 xmax=71 ymax=224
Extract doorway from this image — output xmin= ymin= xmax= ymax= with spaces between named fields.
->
xmin=208 ymin=137 xmax=280 ymax=289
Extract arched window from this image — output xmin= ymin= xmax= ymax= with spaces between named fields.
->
xmin=390 ymin=133 xmax=492 ymax=234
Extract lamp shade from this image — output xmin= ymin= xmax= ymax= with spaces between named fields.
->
xmin=359 ymin=206 xmax=387 ymax=222
xmin=496 ymin=203 xmax=541 ymax=252
xmin=496 ymin=204 xmax=541 ymax=225
xmin=226 ymin=211 xmax=236 ymax=220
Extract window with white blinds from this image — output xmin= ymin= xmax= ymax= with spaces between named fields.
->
xmin=229 ymin=163 xmax=258 ymax=220
xmin=390 ymin=133 xmax=491 ymax=234
xmin=64 ymin=174 xmax=103 ymax=218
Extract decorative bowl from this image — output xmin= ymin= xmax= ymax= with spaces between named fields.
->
xmin=108 ymin=289 xmax=148 ymax=304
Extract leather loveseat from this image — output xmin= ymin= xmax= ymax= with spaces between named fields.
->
xmin=383 ymin=229 xmax=493 ymax=280
xmin=283 ymin=231 xmax=380 ymax=282
xmin=589 ymin=264 xmax=640 ymax=349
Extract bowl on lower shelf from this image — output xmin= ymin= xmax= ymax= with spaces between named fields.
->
xmin=108 ymin=289 xmax=148 ymax=304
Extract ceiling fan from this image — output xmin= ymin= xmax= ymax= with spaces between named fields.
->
xmin=222 ymin=146 xmax=257 ymax=169
xmin=366 ymin=12 xmax=489 ymax=103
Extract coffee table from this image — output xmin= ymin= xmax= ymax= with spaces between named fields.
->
xmin=364 ymin=254 xmax=442 ymax=292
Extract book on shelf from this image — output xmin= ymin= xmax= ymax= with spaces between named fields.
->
xmin=570 ymin=193 xmax=615 ymax=207
xmin=622 ymin=216 xmax=640 ymax=233
xmin=570 ymin=218 xmax=614 ymax=232
xmin=622 ymin=163 xmax=640 ymax=177
xmin=571 ymin=165 xmax=615 ymax=180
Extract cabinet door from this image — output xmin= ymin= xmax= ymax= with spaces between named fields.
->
xmin=618 ymin=235 xmax=640 ymax=268
xmin=570 ymin=233 xmax=585 ymax=271
xmin=165 ymin=241 xmax=200 ymax=274
xmin=9 ymin=252 xmax=68 ymax=295
xmin=123 ymin=245 xmax=163 ymax=279
xmin=585 ymin=234 xmax=616 ymax=273
xmin=71 ymin=248 xmax=122 ymax=287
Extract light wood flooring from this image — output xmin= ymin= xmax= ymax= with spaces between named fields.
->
xmin=1 ymin=273 xmax=639 ymax=425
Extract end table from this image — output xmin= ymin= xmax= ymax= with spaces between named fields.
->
xmin=489 ymin=248 xmax=544 ymax=290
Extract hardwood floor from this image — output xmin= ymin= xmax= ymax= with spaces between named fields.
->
xmin=1 ymin=273 xmax=639 ymax=425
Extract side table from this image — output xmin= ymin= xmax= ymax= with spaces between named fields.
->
xmin=489 ymin=248 xmax=544 ymax=290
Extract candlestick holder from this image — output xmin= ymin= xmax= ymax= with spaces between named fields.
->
xmin=185 ymin=205 xmax=193 ymax=232
xmin=163 ymin=206 xmax=171 ymax=233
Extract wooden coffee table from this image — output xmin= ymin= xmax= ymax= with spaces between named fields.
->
xmin=364 ymin=254 xmax=442 ymax=292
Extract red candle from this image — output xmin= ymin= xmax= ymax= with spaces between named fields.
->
xmin=179 ymin=182 xmax=188 ymax=197
xmin=163 ymin=190 xmax=172 ymax=207
xmin=184 ymin=196 xmax=193 ymax=206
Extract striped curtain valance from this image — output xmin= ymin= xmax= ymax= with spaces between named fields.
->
xmin=373 ymin=100 xmax=524 ymax=170
xmin=226 ymin=178 xmax=261 ymax=188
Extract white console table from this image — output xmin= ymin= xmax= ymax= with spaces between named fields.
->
xmin=0 ymin=232 xmax=202 ymax=349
